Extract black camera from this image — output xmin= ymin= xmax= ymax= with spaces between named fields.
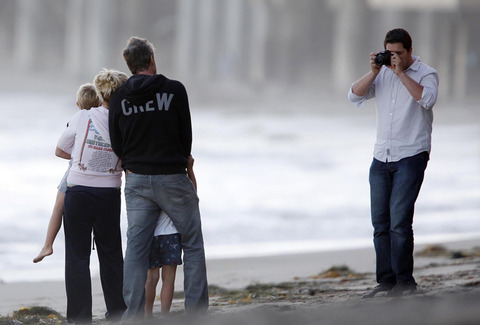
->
xmin=374 ymin=50 xmax=392 ymax=66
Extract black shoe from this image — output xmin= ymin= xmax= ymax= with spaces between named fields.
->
xmin=386 ymin=282 xmax=417 ymax=297
xmin=362 ymin=283 xmax=395 ymax=299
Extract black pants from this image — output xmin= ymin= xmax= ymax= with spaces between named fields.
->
xmin=64 ymin=186 xmax=126 ymax=323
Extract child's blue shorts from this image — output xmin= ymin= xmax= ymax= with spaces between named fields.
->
xmin=148 ymin=233 xmax=182 ymax=269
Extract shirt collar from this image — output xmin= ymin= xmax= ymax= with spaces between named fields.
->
xmin=407 ymin=56 xmax=421 ymax=72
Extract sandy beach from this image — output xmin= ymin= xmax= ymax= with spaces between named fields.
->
xmin=1 ymin=238 xmax=480 ymax=324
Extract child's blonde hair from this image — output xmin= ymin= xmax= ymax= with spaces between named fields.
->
xmin=94 ymin=69 xmax=128 ymax=104
xmin=76 ymin=83 xmax=101 ymax=110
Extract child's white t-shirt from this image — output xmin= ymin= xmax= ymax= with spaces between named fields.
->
xmin=154 ymin=211 xmax=178 ymax=236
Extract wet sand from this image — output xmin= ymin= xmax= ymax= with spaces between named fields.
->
xmin=1 ymin=238 xmax=480 ymax=324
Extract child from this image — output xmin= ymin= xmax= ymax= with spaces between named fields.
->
xmin=33 ymin=83 xmax=101 ymax=263
xmin=144 ymin=155 xmax=197 ymax=317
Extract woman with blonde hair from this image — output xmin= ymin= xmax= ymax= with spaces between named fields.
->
xmin=56 ymin=69 xmax=128 ymax=323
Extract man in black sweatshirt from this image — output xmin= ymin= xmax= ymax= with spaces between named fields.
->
xmin=109 ymin=37 xmax=209 ymax=320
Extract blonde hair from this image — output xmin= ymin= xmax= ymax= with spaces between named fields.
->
xmin=94 ymin=69 xmax=128 ymax=104
xmin=76 ymin=83 xmax=101 ymax=110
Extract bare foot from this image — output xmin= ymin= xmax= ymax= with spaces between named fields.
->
xmin=33 ymin=247 xmax=53 ymax=263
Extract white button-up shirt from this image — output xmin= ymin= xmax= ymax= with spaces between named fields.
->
xmin=348 ymin=56 xmax=439 ymax=162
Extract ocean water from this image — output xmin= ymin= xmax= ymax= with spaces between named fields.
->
xmin=0 ymin=92 xmax=479 ymax=283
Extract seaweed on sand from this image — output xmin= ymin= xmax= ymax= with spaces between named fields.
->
xmin=0 ymin=306 xmax=66 ymax=325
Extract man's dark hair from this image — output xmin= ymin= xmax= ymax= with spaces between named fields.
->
xmin=384 ymin=28 xmax=412 ymax=51
xmin=123 ymin=37 xmax=155 ymax=74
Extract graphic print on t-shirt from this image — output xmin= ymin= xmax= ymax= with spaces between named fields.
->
xmin=78 ymin=119 xmax=117 ymax=173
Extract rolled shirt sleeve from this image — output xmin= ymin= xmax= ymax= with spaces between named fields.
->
xmin=347 ymin=82 xmax=376 ymax=108
xmin=418 ymin=71 xmax=439 ymax=110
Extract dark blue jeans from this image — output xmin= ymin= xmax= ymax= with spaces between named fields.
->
xmin=369 ymin=152 xmax=429 ymax=285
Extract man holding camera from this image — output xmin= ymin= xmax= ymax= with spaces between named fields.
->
xmin=348 ymin=28 xmax=439 ymax=298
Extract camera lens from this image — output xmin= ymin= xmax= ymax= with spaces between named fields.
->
xmin=374 ymin=51 xmax=391 ymax=66
xmin=374 ymin=55 xmax=384 ymax=66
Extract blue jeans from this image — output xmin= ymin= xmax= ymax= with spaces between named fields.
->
xmin=122 ymin=173 xmax=209 ymax=319
xmin=369 ymin=152 xmax=429 ymax=285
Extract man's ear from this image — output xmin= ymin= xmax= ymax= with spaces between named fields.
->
xmin=150 ymin=55 xmax=157 ymax=74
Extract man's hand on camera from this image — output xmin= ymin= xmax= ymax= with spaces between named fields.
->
xmin=369 ymin=52 xmax=381 ymax=76
xmin=388 ymin=53 xmax=404 ymax=76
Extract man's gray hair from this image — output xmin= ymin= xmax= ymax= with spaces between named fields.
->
xmin=123 ymin=37 xmax=155 ymax=74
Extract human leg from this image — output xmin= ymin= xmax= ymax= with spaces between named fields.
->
xmin=153 ymin=174 xmax=209 ymax=312
xmin=160 ymin=265 xmax=177 ymax=314
xmin=122 ymin=173 xmax=161 ymax=320
xmin=63 ymin=186 xmax=94 ymax=323
xmin=34 ymin=190 xmax=65 ymax=263
xmin=389 ymin=152 xmax=428 ymax=285
xmin=144 ymin=268 xmax=160 ymax=318
xmin=92 ymin=187 xmax=126 ymax=321
xmin=369 ymin=158 xmax=396 ymax=286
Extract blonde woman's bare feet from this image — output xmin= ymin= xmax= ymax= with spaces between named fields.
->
xmin=33 ymin=247 xmax=53 ymax=263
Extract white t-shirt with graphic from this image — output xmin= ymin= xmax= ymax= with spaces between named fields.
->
xmin=57 ymin=106 xmax=122 ymax=188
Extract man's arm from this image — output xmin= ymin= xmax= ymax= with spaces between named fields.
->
xmin=352 ymin=71 xmax=377 ymax=96
xmin=187 ymin=155 xmax=197 ymax=191
xmin=108 ymin=97 xmax=123 ymax=158
xmin=352 ymin=52 xmax=381 ymax=96
xmin=390 ymin=53 xmax=439 ymax=108
xmin=418 ymin=72 xmax=439 ymax=109
xmin=397 ymin=72 xmax=423 ymax=101
xmin=390 ymin=53 xmax=424 ymax=101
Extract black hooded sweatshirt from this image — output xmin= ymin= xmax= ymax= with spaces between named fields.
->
xmin=109 ymin=74 xmax=192 ymax=174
